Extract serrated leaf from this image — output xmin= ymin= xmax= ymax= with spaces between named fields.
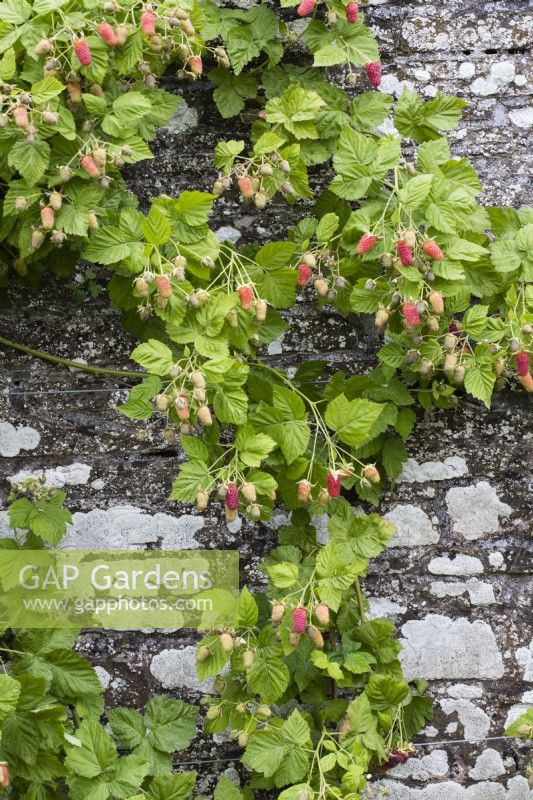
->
xmin=8 ymin=139 xmax=50 ymax=184
xmin=130 ymin=340 xmax=174 ymax=376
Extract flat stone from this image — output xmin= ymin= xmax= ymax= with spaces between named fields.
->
xmin=400 ymin=615 xmax=504 ymax=680
xmin=516 ymin=639 xmax=533 ymax=682
xmin=430 ymin=578 xmax=496 ymax=605
xmin=150 ymin=646 xmax=214 ymax=691
xmin=388 ymin=749 xmax=449 ymax=781
xmin=428 ymin=555 xmax=484 ymax=576
xmin=0 ymin=421 xmax=40 ymax=457
xmin=161 ymin=100 xmax=198 ymax=135
xmin=8 ymin=462 xmax=92 ymax=489
xmin=469 ymin=749 xmax=506 ymax=781
xmin=509 ymin=107 xmax=533 ymax=128
xmin=367 ymin=597 xmax=407 ymax=619
xmin=57 ymin=506 xmax=205 ymax=550
xmin=445 ymin=482 xmax=512 ymax=540
xmin=439 ymin=698 xmax=491 ymax=741
xmin=385 ymin=504 xmax=439 ymax=547
xmin=398 ymin=456 xmax=469 ymax=483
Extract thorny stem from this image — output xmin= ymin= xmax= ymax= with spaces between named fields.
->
xmin=0 ymin=336 xmax=142 ymax=380
xmin=355 ymin=577 xmax=367 ymax=623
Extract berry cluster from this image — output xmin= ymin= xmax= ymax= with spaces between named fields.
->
xmin=213 ymin=150 xmax=294 ymax=209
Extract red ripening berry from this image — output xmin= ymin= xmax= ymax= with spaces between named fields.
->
xmin=73 ymin=39 xmax=92 ymax=66
xmin=238 ymin=284 xmax=254 ymax=310
xmin=80 ymin=155 xmax=101 ymax=178
xmin=0 ymin=763 xmax=9 ymax=789
xmin=292 ymin=606 xmax=307 ymax=634
xmin=326 ymin=470 xmax=342 ymax=498
xmin=237 ymin=176 xmax=254 ymax=199
xmin=402 ymin=302 xmax=421 ymax=329
xmin=140 ymin=8 xmax=157 ymax=35
xmin=396 ymin=240 xmax=414 ymax=266
xmin=297 ymin=263 xmax=313 ymax=285
xmin=297 ymin=0 xmax=315 ymax=16
xmin=515 ymin=351 xmax=530 ymax=377
xmin=421 ymin=239 xmax=444 ymax=261
xmin=97 ymin=22 xmax=118 ymax=46
xmin=13 ymin=106 xmax=29 ymax=127
xmin=225 ymin=484 xmax=239 ymax=511
xmin=155 ymin=275 xmax=172 ymax=298
xmin=345 ymin=2 xmax=358 ymax=23
xmin=188 ymin=55 xmax=203 ymax=75
xmin=40 ymin=206 xmax=55 ymax=230
xmin=366 ymin=61 xmax=381 ymax=88
xmin=356 ymin=232 xmax=378 ymax=254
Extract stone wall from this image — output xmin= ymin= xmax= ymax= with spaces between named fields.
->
xmin=1 ymin=1 xmax=532 ymax=797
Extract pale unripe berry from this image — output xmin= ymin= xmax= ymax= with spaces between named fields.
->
xmin=271 ymin=602 xmax=285 ymax=624
xmin=314 ymin=277 xmax=328 ymax=296
xmin=196 ymin=645 xmax=210 ymax=662
xmin=402 ymin=229 xmax=417 ymax=248
xmin=219 ymin=632 xmax=234 ymax=652
xmin=240 ymin=482 xmax=257 ymax=503
xmin=196 ymin=490 xmax=209 ymax=510
xmin=190 ymin=370 xmax=205 ymax=388
xmin=155 ymin=393 xmax=169 ymax=411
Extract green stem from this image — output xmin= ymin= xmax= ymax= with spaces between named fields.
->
xmin=355 ymin=577 xmax=367 ymax=623
xmin=0 ymin=336 xmax=141 ymax=380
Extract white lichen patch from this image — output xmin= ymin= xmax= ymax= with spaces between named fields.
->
xmin=468 ymin=749 xmax=506 ymax=781
xmin=8 ymin=462 xmax=92 ymax=489
xmin=379 ymin=74 xmax=414 ymax=97
xmin=94 ymin=666 xmax=112 ymax=690
xmin=387 ymin=749 xmax=448 ymax=781
xmin=445 ymin=482 xmax=512 ymax=540
xmin=516 ymin=639 xmax=533 ymax=682
xmin=400 ymin=615 xmax=504 ymax=680
xmin=367 ymin=597 xmax=407 ymax=619
xmin=57 ymin=506 xmax=205 ymax=550
xmin=459 ymin=62 xmax=476 ymax=79
xmin=440 ymin=698 xmax=491 ymax=742
xmin=162 ymin=100 xmax=198 ymax=134
xmin=489 ymin=61 xmax=516 ymax=85
xmin=150 ymin=646 xmax=215 ymax=691
xmin=509 ymin=107 xmax=533 ymax=128
xmin=385 ymin=504 xmax=439 ymax=547
xmin=428 ymin=554 xmax=483 ymax=576
xmin=430 ymin=578 xmax=496 ymax=606
xmin=470 ymin=77 xmax=499 ymax=96
xmin=488 ymin=551 xmax=505 ymax=568
xmin=446 ymin=684 xmax=483 ymax=700
xmin=0 ymin=420 xmax=40 ymax=457
xmin=215 ymin=226 xmax=242 ymax=244
xmin=363 ymin=776 xmax=533 ymax=799
xmin=398 ymin=456 xmax=469 ymax=483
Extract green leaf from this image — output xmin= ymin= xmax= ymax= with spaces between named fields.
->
xmin=169 ymin=461 xmax=211 ymax=503
xmin=238 ymin=587 xmax=259 ymax=627
xmin=117 ymin=375 xmax=161 ymax=420
xmin=236 ymin=425 xmax=277 ymax=466
xmin=144 ymin=696 xmax=198 ymax=753
xmin=147 ymin=773 xmax=197 ymax=800
xmin=213 ymin=385 xmax=248 ymax=424
xmin=247 ymin=653 xmax=291 ymax=703
xmin=265 ymin=84 xmax=325 ymax=140
xmin=130 ymin=340 xmax=174 ymax=376
xmin=0 ymin=674 xmax=21 ymax=723
xmin=143 ymin=206 xmax=171 ymax=245
xmin=8 ymin=139 xmax=50 ymax=184
xmin=255 ymin=241 xmax=296 ymax=270
xmin=215 ymin=777 xmax=243 ymax=800
xmin=243 ymin=711 xmax=311 ymax=786
xmin=31 ymin=76 xmax=64 ymax=104
xmin=260 ymin=268 xmax=297 ymax=308
xmin=109 ymin=708 xmax=145 ymax=749
xmin=381 ymin=437 xmax=408 ymax=481
xmin=214 ymin=140 xmax=245 ymax=172
xmin=463 ymin=363 xmax=495 ymax=408
xmin=0 ymin=47 xmax=16 ymax=80
xmin=0 ymin=0 xmax=31 ymax=25
xmin=325 ymin=394 xmax=384 ymax=446
xmin=27 ymin=499 xmax=72 ymax=545
xmin=267 ymin=562 xmax=299 ymax=588
xmin=316 ymin=212 xmax=339 ymax=242
xmin=65 ymin=718 xmax=117 ymax=779
xmin=398 ymin=174 xmax=433 ymax=210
